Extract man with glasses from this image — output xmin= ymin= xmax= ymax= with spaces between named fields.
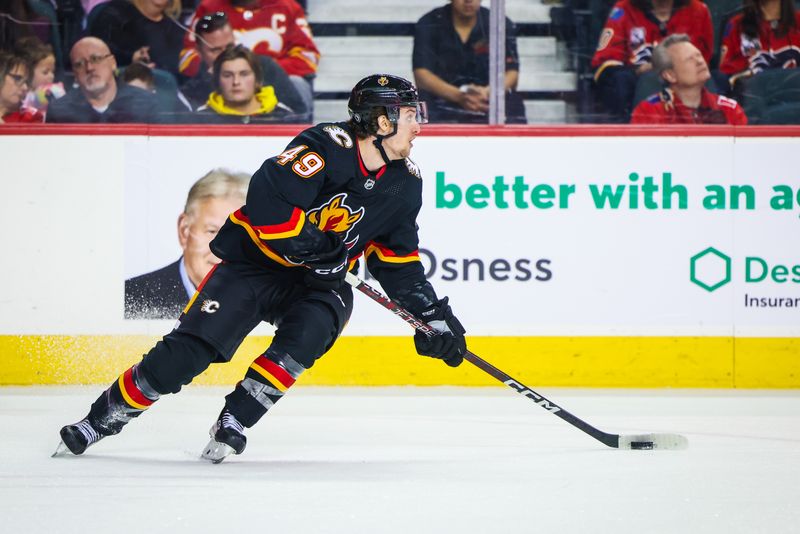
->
xmin=179 ymin=0 xmax=318 ymax=114
xmin=47 ymin=37 xmax=161 ymax=123
xmin=0 ymin=52 xmax=44 ymax=123
xmin=180 ymin=12 xmax=307 ymax=119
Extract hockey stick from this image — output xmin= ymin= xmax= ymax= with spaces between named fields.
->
xmin=344 ymin=272 xmax=688 ymax=450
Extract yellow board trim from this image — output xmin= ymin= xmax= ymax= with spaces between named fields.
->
xmin=117 ymin=373 xmax=150 ymax=410
xmin=249 ymin=361 xmax=288 ymax=392
xmin=1 ymin=335 xmax=798 ymax=388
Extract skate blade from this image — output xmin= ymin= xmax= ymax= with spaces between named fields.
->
xmin=51 ymin=440 xmax=70 ymax=458
xmin=201 ymin=438 xmax=236 ymax=464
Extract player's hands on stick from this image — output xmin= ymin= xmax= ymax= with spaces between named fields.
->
xmin=303 ymin=232 xmax=348 ymax=291
xmin=414 ymin=297 xmax=466 ymax=367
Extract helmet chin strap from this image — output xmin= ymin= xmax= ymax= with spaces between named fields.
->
xmin=372 ymin=121 xmax=398 ymax=166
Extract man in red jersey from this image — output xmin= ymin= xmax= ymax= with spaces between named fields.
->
xmin=591 ymin=0 xmax=712 ymax=122
xmin=631 ymin=34 xmax=748 ymax=124
xmin=180 ymin=0 xmax=318 ymax=112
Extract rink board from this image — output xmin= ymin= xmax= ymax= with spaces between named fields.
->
xmin=1 ymin=335 xmax=797 ymax=388
xmin=0 ymin=126 xmax=798 ymax=387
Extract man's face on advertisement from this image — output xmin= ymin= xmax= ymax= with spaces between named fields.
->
xmin=178 ymin=196 xmax=242 ymax=287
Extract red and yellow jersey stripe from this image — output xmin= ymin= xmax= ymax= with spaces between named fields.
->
xmin=365 ymin=243 xmax=420 ymax=264
xmin=250 ymin=207 xmax=306 ymax=241
xmin=250 ymin=355 xmax=296 ymax=393
xmin=229 ymin=209 xmax=298 ymax=268
xmin=118 ymin=367 xmax=156 ymax=410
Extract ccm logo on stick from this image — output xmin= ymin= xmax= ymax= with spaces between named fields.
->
xmin=505 ymin=379 xmax=561 ymax=413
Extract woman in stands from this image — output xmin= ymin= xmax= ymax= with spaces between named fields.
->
xmin=88 ymin=0 xmax=186 ymax=78
xmin=0 ymin=52 xmax=44 ymax=123
xmin=720 ymin=0 xmax=800 ymax=87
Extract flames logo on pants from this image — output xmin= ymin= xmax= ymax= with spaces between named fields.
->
xmin=307 ymin=193 xmax=364 ymax=249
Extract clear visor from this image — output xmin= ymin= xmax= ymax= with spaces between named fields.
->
xmin=389 ymin=102 xmax=428 ymax=124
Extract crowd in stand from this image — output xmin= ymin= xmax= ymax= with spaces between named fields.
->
xmin=1 ymin=0 xmax=799 ymax=125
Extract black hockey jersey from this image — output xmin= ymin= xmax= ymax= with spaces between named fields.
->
xmin=210 ymin=121 xmax=438 ymax=314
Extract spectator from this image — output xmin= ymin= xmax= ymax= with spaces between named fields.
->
xmin=720 ymin=0 xmax=800 ymax=88
xmin=631 ymin=34 xmax=748 ymax=124
xmin=47 ymin=37 xmax=160 ymax=123
xmin=591 ymin=0 xmax=713 ymax=122
xmin=122 ymin=61 xmax=156 ymax=92
xmin=180 ymin=11 xmax=306 ymax=118
xmin=88 ymin=0 xmax=185 ymax=78
xmin=195 ymin=44 xmax=292 ymax=123
xmin=180 ymin=0 xmax=318 ymax=112
xmin=412 ymin=0 xmax=526 ymax=124
xmin=14 ymin=36 xmax=65 ymax=113
xmin=0 ymin=0 xmax=53 ymax=51
xmin=0 ymin=51 xmax=44 ymax=123
xmin=125 ymin=168 xmax=250 ymax=320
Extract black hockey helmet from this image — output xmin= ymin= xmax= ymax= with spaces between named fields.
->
xmin=348 ymin=74 xmax=428 ymax=132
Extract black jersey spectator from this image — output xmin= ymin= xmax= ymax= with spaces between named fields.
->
xmin=180 ymin=12 xmax=306 ymax=118
xmin=47 ymin=37 xmax=160 ymax=123
xmin=412 ymin=0 xmax=526 ymax=124
xmin=0 ymin=0 xmax=53 ymax=52
xmin=195 ymin=44 xmax=292 ymax=123
xmin=88 ymin=0 xmax=186 ymax=78
xmin=122 ymin=61 xmax=156 ymax=92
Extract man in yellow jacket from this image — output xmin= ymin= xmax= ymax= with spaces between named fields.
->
xmin=196 ymin=44 xmax=293 ymax=124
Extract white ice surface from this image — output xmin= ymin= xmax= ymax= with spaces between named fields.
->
xmin=2 ymin=386 xmax=799 ymax=534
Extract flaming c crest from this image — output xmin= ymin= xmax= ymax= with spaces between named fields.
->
xmin=307 ymin=193 xmax=364 ymax=247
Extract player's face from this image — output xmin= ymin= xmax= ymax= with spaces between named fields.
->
xmin=382 ymin=106 xmax=422 ymax=160
xmin=0 ymin=65 xmax=29 ymax=111
xmin=198 ymin=25 xmax=235 ymax=69
xmin=218 ymin=58 xmax=258 ymax=105
xmin=178 ymin=196 xmax=242 ymax=288
xmin=667 ymin=42 xmax=710 ymax=88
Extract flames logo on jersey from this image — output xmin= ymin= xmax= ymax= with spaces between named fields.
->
xmin=307 ymin=193 xmax=364 ymax=248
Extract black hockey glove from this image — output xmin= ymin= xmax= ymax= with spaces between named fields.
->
xmin=414 ymin=297 xmax=466 ymax=367
xmin=302 ymin=232 xmax=349 ymax=291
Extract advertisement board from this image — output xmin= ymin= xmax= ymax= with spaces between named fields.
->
xmin=1 ymin=126 xmax=798 ymax=386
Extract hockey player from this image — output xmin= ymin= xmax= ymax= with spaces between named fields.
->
xmin=55 ymin=74 xmax=468 ymax=463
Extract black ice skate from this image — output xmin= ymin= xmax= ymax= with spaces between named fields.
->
xmin=201 ymin=410 xmax=247 ymax=463
xmin=52 ymin=418 xmax=105 ymax=457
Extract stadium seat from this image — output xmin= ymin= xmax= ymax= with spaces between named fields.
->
xmin=738 ymin=69 xmax=800 ymax=124
xmin=706 ymin=0 xmax=743 ymax=69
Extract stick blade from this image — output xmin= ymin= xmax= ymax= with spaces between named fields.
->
xmin=618 ymin=433 xmax=689 ymax=450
